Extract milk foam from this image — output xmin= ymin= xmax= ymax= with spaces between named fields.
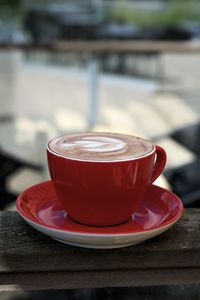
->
xmin=48 ymin=133 xmax=154 ymax=162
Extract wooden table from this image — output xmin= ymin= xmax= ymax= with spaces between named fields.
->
xmin=1 ymin=41 xmax=200 ymax=53
xmin=0 ymin=209 xmax=199 ymax=292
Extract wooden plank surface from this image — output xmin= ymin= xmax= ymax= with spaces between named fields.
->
xmin=0 ymin=41 xmax=200 ymax=53
xmin=0 ymin=209 xmax=200 ymax=291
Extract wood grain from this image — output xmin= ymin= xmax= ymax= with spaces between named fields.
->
xmin=0 ymin=209 xmax=199 ymax=291
xmin=1 ymin=268 xmax=200 ymax=292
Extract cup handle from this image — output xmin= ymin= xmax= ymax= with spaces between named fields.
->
xmin=151 ymin=145 xmax=167 ymax=183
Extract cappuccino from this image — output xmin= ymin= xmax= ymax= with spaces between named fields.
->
xmin=48 ymin=132 xmax=154 ymax=162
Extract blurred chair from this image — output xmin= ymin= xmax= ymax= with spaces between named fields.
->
xmin=164 ymin=122 xmax=200 ymax=206
xmin=170 ymin=122 xmax=200 ymax=155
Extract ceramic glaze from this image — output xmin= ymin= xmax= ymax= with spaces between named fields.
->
xmin=47 ymin=134 xmax=166 ymax=226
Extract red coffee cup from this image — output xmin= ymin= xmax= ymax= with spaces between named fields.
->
xmin=47 ymin=134 xmax=166 ymax=227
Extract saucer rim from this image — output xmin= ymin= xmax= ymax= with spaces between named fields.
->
xmin=18 ymin=209 xmax=180 ymax=238
xmin=16 ymin=181 xmax=184 ymax=237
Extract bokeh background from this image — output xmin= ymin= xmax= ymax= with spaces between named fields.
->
xmin=1 ymin=0 xmax=200 ymax=299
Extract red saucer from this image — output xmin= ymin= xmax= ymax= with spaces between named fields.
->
xmin=17 ymin=181 xmax=183 ymax=235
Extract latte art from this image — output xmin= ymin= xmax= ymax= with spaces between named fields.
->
xmin=60 ymin=136 xmax=126 ymax=153
xmin=48 ymin=133 xmax=154 ymax=161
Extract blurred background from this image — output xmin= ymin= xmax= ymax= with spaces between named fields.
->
xmin=1 ymin=0 xmax=200 ymax=299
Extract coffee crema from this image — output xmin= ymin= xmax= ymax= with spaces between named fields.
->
xmin=48 ymin=132 xmax=154 ymax=162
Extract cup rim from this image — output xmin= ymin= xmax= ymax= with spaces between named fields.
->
xmin=47 ymin=133 xmax=156 ymax=163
